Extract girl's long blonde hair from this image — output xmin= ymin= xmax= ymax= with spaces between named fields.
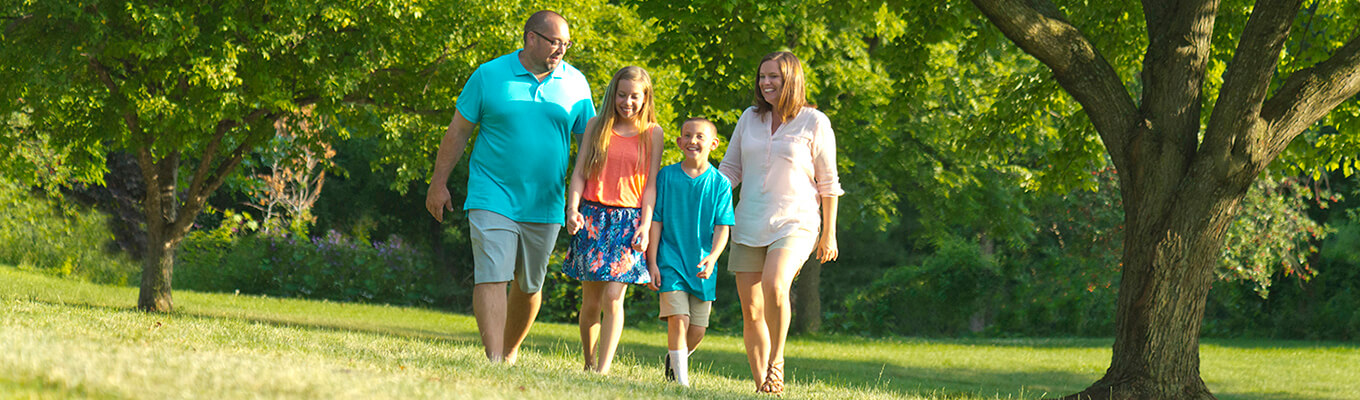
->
xmin=583 ymin=66 xmax=656 ymax=180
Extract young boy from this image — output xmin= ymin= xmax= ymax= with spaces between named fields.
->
xmin=645 ymin=117 xmax=734 ymax=387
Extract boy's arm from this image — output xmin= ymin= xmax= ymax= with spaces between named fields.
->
xmin=646 ymin=221 xmax=663 ymax=291
xmin=697 ymin=225 xmax=731 ymax=279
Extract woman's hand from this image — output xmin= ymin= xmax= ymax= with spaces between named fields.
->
xmin=816 ymin=233 xmax=838 ymax=263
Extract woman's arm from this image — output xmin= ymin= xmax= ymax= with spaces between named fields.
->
xmin=718 ymin=113 xmax=745 ymax=187
xmin=816 ymin=196 xmax=838 ymax=263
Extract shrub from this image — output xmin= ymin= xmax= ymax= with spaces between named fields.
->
xmin=0 ymin=178 xmax=138 ymax=285
xmin=176 ymin=215 xmax=456 ymax=308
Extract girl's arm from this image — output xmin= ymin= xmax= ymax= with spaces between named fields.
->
xmin=566 ymin=117 xmax=600 ymax=234
xmin=632 ymin=125 xmax=665 ymax=252
xmin=645 ymin=221 xmax=662 ymax=291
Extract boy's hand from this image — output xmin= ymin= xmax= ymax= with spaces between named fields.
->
xmin=566 ymin=209 xmax=585 ymax=235
xmin=646 ymin=265 xmax=661 ymax=291
xmin=631 ymin=227 xmax=649 ymax=252
xmin=696 ymin=255 xmax=718 ymax=279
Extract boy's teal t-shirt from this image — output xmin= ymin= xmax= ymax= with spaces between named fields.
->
xmin=653 ymin=163 xmax=735 ymax=301
xmin=456 ymin=50 xmax=595 ymax=224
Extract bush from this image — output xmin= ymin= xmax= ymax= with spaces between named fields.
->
xmin=834 ymin=237 xmax=1003 ymax=337
xmin=0 ymin=178 xmax=138 ymax=285
xmin=176 ymin=214 xmax=457 ymax=308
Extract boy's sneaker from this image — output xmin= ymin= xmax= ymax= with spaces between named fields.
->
xmin=664 ymin=353 xmax=675 ymax=381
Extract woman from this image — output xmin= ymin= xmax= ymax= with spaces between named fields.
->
xmin=718 ymin=51 xmax=843 ymax=394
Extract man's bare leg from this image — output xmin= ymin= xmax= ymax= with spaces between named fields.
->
xmin=473 ymin=282 xmax=509 ymax=362
xmin=502 ymin=279 xmax=542 ymax=365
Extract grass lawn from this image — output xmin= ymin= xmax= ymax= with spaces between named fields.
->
xmin=2 ymin=266 xmax=1356 ymax=399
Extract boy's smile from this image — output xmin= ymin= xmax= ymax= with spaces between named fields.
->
xmin=678 ymin=122 xmax=717 ymax=161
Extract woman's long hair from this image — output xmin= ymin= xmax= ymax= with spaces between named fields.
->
xmin=583 ymin=66 xmax=656 ymax=180
xmin=752 ymin=51 xmax=807 ymax=123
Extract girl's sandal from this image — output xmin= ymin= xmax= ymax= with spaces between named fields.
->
xmin=760 ymin=361 xmax=785 ymax=396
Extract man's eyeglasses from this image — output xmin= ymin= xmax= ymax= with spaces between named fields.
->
xmin=531 ymin=30 xmax=573 ymax=50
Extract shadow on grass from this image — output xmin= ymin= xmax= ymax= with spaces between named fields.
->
xmin=24 ymin=298 xmax=484 ymax=346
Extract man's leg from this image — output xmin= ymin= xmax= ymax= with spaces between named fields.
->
xmin=473 ymin=282 xmax=509 ymax=362
xmin=467 ymin=210 xmax=519 ymax=363
xmin=501 ymin=219 xmax=558 ymax=365
xmin=502 ymin=276 xmax=541 ymax=365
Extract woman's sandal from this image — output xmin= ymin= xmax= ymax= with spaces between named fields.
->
xmin=760 ymin=361 xmax=785 ymax=395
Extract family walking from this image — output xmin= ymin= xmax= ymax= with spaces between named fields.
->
xmin=424 ymin=10 xmax=842 ymax=395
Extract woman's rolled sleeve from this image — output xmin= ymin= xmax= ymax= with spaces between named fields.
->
xmin=812 ymin=114 xmax=844 ymax=197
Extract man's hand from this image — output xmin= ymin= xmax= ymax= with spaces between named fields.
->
xmin=426 ymin=185 xmax=455 ymax=222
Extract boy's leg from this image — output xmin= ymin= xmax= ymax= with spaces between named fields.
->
xmin=686 ymin=296 xmax=712 ymax=353
xmin=668 ymin=314 xmax=692 ymax=386
xmin=580 ymin=281 xmax=605 ymax=370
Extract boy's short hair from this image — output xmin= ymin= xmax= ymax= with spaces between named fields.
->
xmin=681 ymin=117 xmax=717 ymax=135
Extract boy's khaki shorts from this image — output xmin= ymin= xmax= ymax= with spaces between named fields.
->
xmin=659 ymin=291 xmax=712 ymax=328
xmin=727 ymin=234 xmax=817 ymax=274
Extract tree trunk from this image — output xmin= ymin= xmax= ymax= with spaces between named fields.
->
xmin=137 ymin=151 xmax=180 ymax=312
xmin=1065 ymin=180 xmax=1247 ymax=400
xmin=791 ymin=257 xmax=822 ymax=334
xmin=138 ymin=230 xmax=176 ymax=312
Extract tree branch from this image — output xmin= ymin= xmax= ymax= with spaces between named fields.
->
xmin=1260 ymin=32 xmax=1360 ymax=159
xmin=1137 ymin=0 xmax=1217 ymax=154
xmin=970 ymin=0 xmax=1140 ymax=168
xmin=1202 ymin=0 xmax=1306 ymax=180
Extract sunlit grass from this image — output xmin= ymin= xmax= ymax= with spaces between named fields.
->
xmin=1 ymin=266 xmax=1355 ymax=399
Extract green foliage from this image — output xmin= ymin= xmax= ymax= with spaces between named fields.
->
xmin=0 ymin=178 xmax=137 ymax=285
xmin=1218 ymin=175 xmax=1337 ymax=297
xmin=835 ymin=236 xmax=1002 ymax=337
xmin=176 ymin=213 xmax=454 ymax=307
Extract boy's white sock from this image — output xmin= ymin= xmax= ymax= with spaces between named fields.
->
xmin=669 ymin=349 xmax=689 ymax=386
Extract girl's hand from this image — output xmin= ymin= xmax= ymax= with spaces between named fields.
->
xmin=816 ymin=233 xmax=838 ymax=263
xmin=696 ymin=255 xmax=718 ymax=279
xmin=631 ymin=226 xmax=649 ymax=252
xmin=566 ymin=210 xmax=585 ymax=234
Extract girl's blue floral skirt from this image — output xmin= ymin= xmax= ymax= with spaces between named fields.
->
xmin=563 ymin=201 xmax=650 ymax=284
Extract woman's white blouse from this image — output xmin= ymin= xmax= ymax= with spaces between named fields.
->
xmin=718 ymin=106 xmax=844 ymax=247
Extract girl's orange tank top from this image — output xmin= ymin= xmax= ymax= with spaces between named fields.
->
xmin=583 ymin=126 xmax=650 ymax=208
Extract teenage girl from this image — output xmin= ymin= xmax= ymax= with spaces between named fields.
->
xmin=563 ymin=66 xmax=665 ymax=374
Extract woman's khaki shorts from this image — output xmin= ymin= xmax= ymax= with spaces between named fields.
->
xmin=658 ymin=291 xmax=712 ymax=327
xmin=727 ymin=234 xmax=817 ymax=274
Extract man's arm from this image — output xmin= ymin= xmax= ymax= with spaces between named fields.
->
xmin=426 ymin=111 xmax=476 ymax=222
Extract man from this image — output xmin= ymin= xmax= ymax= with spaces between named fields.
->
xmin=425 ymin=10 xmax=594 ymax=364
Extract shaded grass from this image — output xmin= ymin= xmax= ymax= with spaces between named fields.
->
xmin=2 ymin=266 xmax=1356 ymax=399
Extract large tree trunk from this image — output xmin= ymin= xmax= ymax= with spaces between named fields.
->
xmin=791 ymin=257 xmax=822 ymax=334
xmin=1068 ymin=178 xmax=1248 ymax=399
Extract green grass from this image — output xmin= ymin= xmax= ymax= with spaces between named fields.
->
xmin=1 ymin=266 xmax=1356 ymax=400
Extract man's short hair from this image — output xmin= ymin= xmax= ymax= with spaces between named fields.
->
xmin=524 ymin=10 xmax=565 ymax=33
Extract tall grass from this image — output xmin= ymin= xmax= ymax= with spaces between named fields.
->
xmin=0 ymin=179 xmax=138 ymax=285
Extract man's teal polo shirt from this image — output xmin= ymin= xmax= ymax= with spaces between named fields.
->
xmin=456 ymin=50 xmax=595 ymax=224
